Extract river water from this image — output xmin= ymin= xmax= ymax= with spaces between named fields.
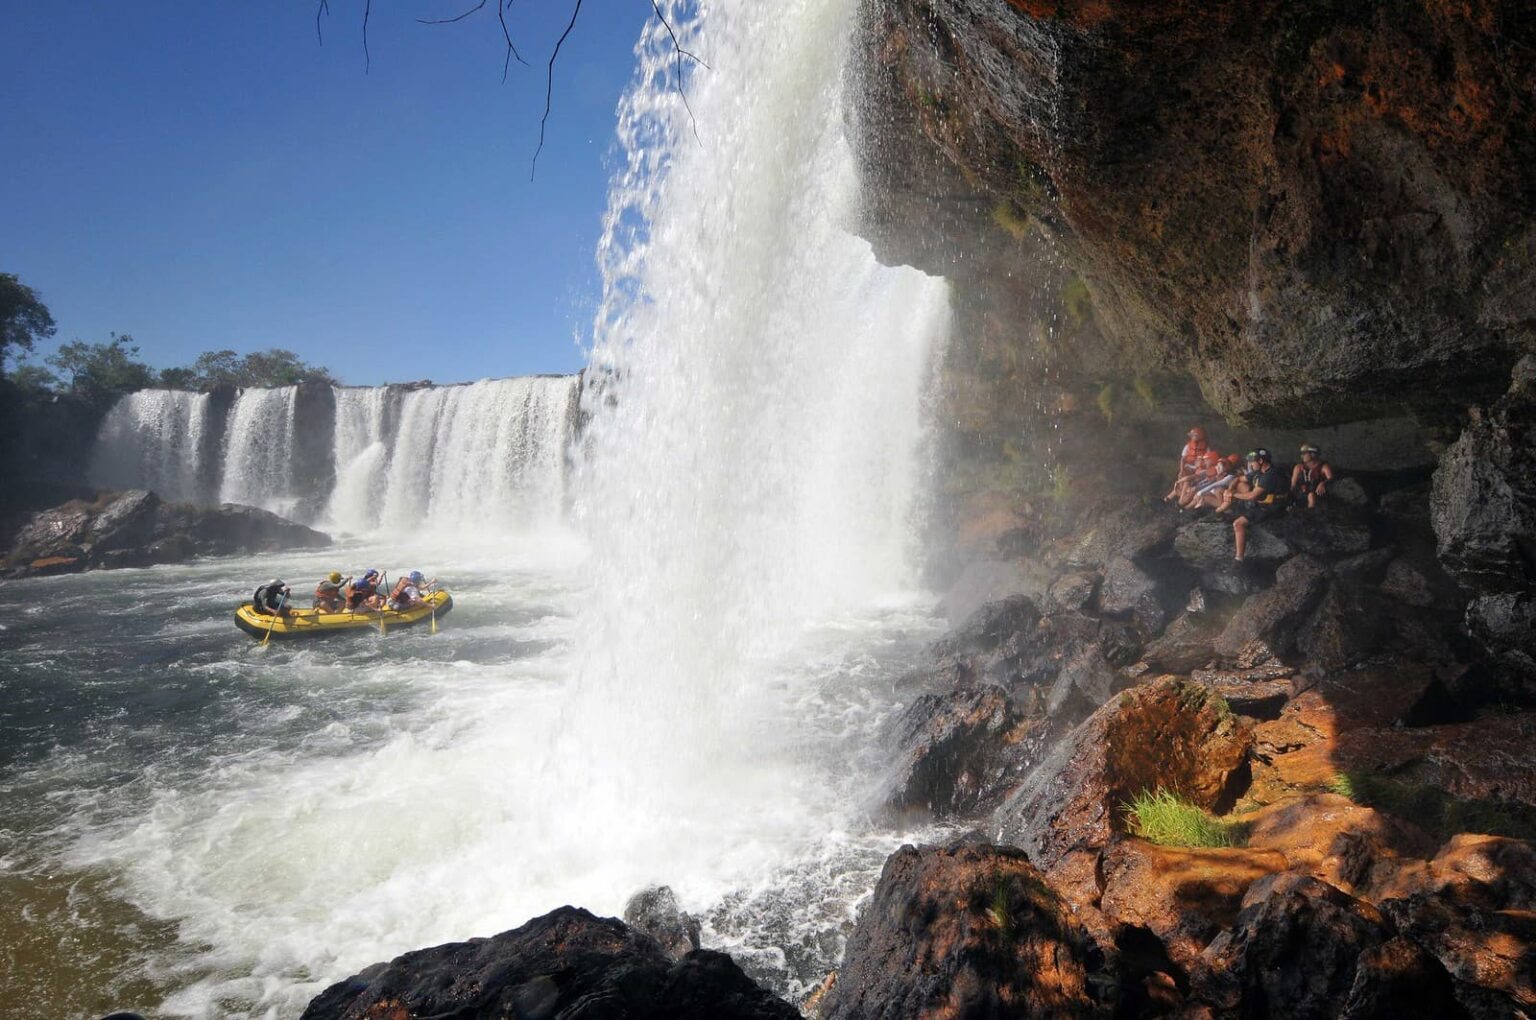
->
xmin=2 ymin=0 xmax=956 ymax=1015
xmin=0 ymin=537 xmax=941 ymax=1018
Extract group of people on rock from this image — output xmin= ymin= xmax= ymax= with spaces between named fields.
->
xmin=1165 ymin=426 xmax=1337 ymax=562
xmin=251 ymin=568 xmax=436 ymax=617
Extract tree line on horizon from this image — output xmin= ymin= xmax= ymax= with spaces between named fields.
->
xmin=1 ymin=272 xmax=338 ymax=410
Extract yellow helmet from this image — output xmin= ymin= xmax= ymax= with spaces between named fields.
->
xmin=328 ymin=571 xmax=342 ymax=584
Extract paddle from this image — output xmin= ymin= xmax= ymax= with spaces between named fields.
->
xmin=430 ymin=581 xmax=439 ymax=635
xmin=377 ymin=572 xmax=389 ymax=636
xmin=261 ymin=590 xmax=288 ymax=647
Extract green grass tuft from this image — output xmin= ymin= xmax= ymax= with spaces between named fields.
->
xmin=1125 ymin=789 xmax=1250 ymax=848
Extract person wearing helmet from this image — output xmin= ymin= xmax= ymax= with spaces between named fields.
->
xmin=1184 ymin=450 xmax=1240 ymax=510
xmin=252 ymin=578 xmax=292 ymax=617
xmin=345 ymin=569 xmax=384 ymax=611
xmin=1164 ymin=426 xmax=1211 ymax=503
xmin=1291 ymin=443 xmax=1335 ymax=509
xmin=313 ymin=571 xmax=351 ymax=613
xmin=1226 ymin=448 xmax=1288 ymax=561
xmin=387 ymin=570 xmax=432 ymax=611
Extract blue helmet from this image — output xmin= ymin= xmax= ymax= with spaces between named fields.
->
xmin=409 ymin=571 xmax=424 ymax=584
xmin=363 ymin=569 xmax=379 ymax=582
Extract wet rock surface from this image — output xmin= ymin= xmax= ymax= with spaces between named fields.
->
xmin=820 ymin=841 xmax=1101 ymax=1020
xmin=300 ymin=906 xmax=797 ymax=1020
xmin=995 ymin=677 xmax=1252 ymax=869
xmin=1 ymin=489 xmax=329 ymax=578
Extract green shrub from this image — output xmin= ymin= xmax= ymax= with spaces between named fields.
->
xmin=1125 ymin=789 xmax=1249 ymax=848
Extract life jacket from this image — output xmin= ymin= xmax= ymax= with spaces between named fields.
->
xmin=390 ymin=577 xmax=414 ymax=602
xmin=1180 ymin=441 xmax=1207 ymax=475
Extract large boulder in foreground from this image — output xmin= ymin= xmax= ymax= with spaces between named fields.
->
xmin=301 ymin=906 xmax=796 ymax=1020
xmin=995 ymin=677 xmax=1252 ymax=870
xmin=2 ymin=489 xmax=329 ymax=577
xmin=1196 ymin=874 xmax=1464 ymax=1019
xmin=820 ymin=841 xmax=1102 ymax=1020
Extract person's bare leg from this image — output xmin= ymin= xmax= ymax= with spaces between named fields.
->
xmin=1234 ymin=516 xmax=1248 ymax=561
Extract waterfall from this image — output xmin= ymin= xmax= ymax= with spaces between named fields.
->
xmin=88 ymin=389 xmax=214 ymax=502
xmin=568 ymin=0 xmax=949 ymax=765
xmin=88 ymin=376 xmax=579 ymax=534
xmin=218 ymin=386 xmax=301 ymax=517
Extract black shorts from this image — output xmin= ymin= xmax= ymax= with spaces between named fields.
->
xmin=1234 ymin=501 xmax=1285 ymax=524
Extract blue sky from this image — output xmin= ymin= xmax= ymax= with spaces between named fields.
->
xmin=1 ymin=2 xmax=653 ymax=385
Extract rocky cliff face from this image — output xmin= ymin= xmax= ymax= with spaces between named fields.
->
xmin=853 ymin=0 xmax=1535 ymax=426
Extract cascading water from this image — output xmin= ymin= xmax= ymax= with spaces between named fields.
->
xmin=218 ymin=386 xmax=300 ymax=517
xmin=5 ymin=3 xmax=953 ymax=1017
xmin=88 ymin=376 xmax=578 ymax=535
xmin=373 ymin=377 xmax=578 ymax=533
xmin=89 ymin=390 xmax=213 ymax=502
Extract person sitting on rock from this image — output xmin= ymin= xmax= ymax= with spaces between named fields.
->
xmin=1224 ymin=449 xmax=1288 ymax=562
xmin=313 ymin=571 xmax=350 ymax=613
xmin=387 ymin=570 xmax=431 ymax=611
xmin=345 ymin=569 xmax=384 ymax=611
xmin=1184 ymin=452 xmax=1241 ymax=510
xmin=252 ymin=578 xmax=292 ymax=617
xmin=1164 ymin=426 xmax=1210 ymax=503
xmin=1290 ymin=443 xmax=1335 ymax=509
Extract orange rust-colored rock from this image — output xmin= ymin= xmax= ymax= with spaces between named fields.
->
xmin=996 ymin=677 xmax=1252 ymax=868
xmin=1098 ymin=838 xmax=1286 ymax=968
xmin=1243 ymin=793 xmax=1435 ymax=896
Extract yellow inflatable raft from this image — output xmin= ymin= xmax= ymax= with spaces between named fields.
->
xmin=234 ymin=589 xmax=453 ymax=640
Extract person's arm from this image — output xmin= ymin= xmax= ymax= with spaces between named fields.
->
xmin=1291 ymin=464 xmax=1304 ymax=491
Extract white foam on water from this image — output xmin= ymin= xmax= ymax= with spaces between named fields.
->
xmin=39 ymin=0 xmax=952 ymax=1016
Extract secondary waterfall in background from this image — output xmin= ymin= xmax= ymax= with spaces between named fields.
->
xmin=89 ymin=390 xmax=214 ymax=503
xmin=569 ymin=0 xmax=950 ymax=768
xmin=87 ymin=376 xmax=579 ymax=534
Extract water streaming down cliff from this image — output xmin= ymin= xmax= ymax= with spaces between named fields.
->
xmin=88 ymin=377 xmax=580 ymax=534
xmin=88 ymin=390 xmax=215 ymax=503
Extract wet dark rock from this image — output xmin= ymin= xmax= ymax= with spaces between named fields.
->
xmin=1098 ymin=555 xmax=1166 ymax=634
xmin=1048 ymin=571 xmax=1099 ymax=613
xmin=1187 ymin=673 xmax=1290 ymax=720
xmin=1465 ymin=593 xmax=1536 ymax=683
xmin=1213 ymin=555 xmax=1330 ymax=664
xmin=1326 ymin=477 xmax=1371 ymax=509
xmin=995 ymin=677 xmax=1252 ymax=870
xmin=624 ymin=885 xmax=702 ymax=961
xmin=820 ymin=841 xmax=1101 ymax=1020
xmin=1063 ymin=504 xmax=1176 ymax=571
xmin=1267 ymin=512 xmax=1374 ymax=560
xmin=1333 ymin=547 xmax=1397 ymax=583
xmin=300 ymin=906 xmax=796 ymax=1020
xmin=1196 ymin=874 xmax=1462 ymax=1019
xmin=1173 ymin=520 xmax=1290 ymax=571
xmin=1295 ymin=581 xmax=1391 ymax=671
xmin=1381 ymin=558 xmax=1438 ymax=608
xmin=2 ymin=489 xmax=329 ymax=577
xmin=885 ymin=685 xmax=1025 ymax=818
xmin=854 ymin=0 xmax=1534 ymax=426
xmin=1433 ymin=355 xmax=1536 ymax=595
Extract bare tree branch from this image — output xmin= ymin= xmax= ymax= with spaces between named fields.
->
xmin=417 ymin=0 xmax=487 ymax=25
xmin=499 ymin=0 xmax=529 ymax=81
xmin=650 ymin=0 xmax=707 ymax=140
xmin=316 ymin=0 xmax=330 ymax=46
xmin=363 ymin=0 xmax=373 ymax=73
xmin=531 ymin=0 xmax=583 ymax=180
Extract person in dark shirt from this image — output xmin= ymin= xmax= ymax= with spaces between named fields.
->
xmin=252 ymin=579 xmax=292 ymax=617
xmin=1226 ymin=448 xmax=1288 ymax=562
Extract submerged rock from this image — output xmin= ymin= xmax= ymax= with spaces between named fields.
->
xmin=300 ymin=906 xmax=796 ymax=1020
